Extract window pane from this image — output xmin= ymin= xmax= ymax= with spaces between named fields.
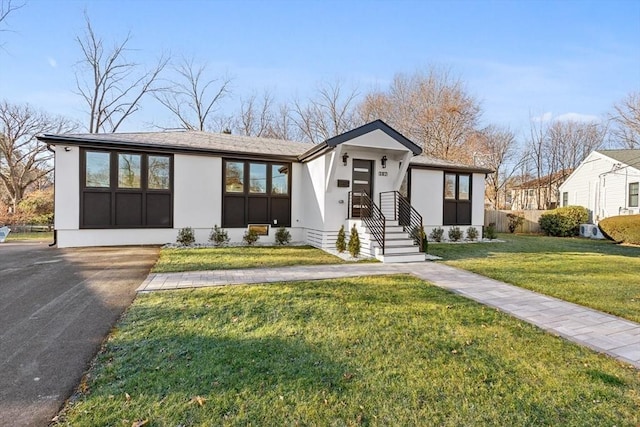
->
xmin=444 ymin=174 xmax=456 ymax=199
xmin=148 ymin=155 xmax=171 ymax=189
xmin=630 ymin=182 xmax=639 ymax=207
xmin=226 ymin=161 xmax=244 ymax=192
xmin=562 ymin=192 xmax=568 ymax=207
xmin=271 ymin=164 xmax=288 ymax=195
xmin=85 ymin=151 xmax=110 ymax=187
xmin=118 ymin=154 xmax=142 ymax=188
xmin=458 ymin=175 xmax=470 ymax=200
xmin=249 ymin=163 xmax=267 ymax=193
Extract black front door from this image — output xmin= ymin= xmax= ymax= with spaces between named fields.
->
xmin=352 ymin=159 xmax=373 ymax=217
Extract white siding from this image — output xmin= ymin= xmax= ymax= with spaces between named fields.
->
xmin=54 ymin=145 xmax=79 ymax=230
xmin=174 ymin=154 xmax=220 ymax=230
xmin=559 ymin=152 xmax=640 ymax=221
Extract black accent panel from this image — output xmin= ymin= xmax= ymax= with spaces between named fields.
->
xmin=83 ymin=192 xmax=111 ymax=227
xmin=115 ymin=193 xmax=143 ymax=226
xmin=146 ymin=193 xmax=172 ymax=226
xmin=271 ymin=198 xmax=291 ymax=226
xmin=223 ymin=196 xmax=246 ymax=227
xmin=248 ymin=197 xmax=269 ymax=223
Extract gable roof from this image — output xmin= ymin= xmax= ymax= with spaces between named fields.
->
xmin=298 ymin=120 xmax=422 ymax=161
xmin=513 ymin=169 xmax=573 ymax=190
xmin=596 ymin=149 xmax=640 ymax=170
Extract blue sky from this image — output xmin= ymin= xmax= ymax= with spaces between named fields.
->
xmin=1 ymin=0 xmax=639 ymax=138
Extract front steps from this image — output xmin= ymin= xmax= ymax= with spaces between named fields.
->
xmin=359 ymin=221 xmax=426 ymax=263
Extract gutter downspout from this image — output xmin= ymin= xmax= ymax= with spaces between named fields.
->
xmin=46 ymin=144 xmax=57 ymax=247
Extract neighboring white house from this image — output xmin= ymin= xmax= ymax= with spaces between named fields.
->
xmin=37 ymin=120 xmax=491 ymax=262
xmin=559 ymin=149 xmax=640 ymax=222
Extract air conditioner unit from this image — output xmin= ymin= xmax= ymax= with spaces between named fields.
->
xmin=590 ymin=225 xmax=605 ymax=239
xmin=579 ymin=224 xmax=595 ymax=238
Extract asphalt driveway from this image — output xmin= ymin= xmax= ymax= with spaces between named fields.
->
xmin=0 ymin=242 xmax=159 ymax=427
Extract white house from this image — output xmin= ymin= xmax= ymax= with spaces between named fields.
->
xmin=559 ymin=149 xmax=640 ymax=222
xmin=37 ymin=120 xmax=491 ymax=262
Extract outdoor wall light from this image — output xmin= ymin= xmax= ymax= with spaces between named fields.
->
xmin=381 ymin=155 xmax=387 ymax=169
xmin=342 ymin=153 xmax=349 ymax=166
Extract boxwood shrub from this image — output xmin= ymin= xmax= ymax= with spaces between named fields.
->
xmin=538 ymin=206 xmax=589 ymax=237
xmin=598 ymin=214 xmax=640 ymax=245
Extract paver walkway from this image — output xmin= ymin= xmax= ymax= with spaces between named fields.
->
xmin=138 ymin=262 xmax=640 ymax=368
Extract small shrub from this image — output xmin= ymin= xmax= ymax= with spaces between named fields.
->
xmin=275 ymin=227 xmax=291 ymax=245
xmin=410 ymin=225 xmax=428 ymax=252
xmin=348 ymin=224 xmax=360 ymax=258
xmin=484 ymin=223 xmax=497 ymax=240
xmin=209 ymin=224 xmax=229 ymax=247
xmin=429 ymin=227 xmax=444 ymax=242
xmin=336 ymin=225 xmax=347 ymax=253
xmin=243 ymin=228 xmax=260 ymax=246
xmin=176 ymin=227 xmax=195 ymax=246
xmin=598 ymin=214 xmax=640 ymax=245
xmin=448 ymin=226 xmax=463 ymax=242
xmin=539 ymin=205 xmax=589 ymax=237
xmin=466 ymin=226 xmax=478 ymax=241
xmin=506 ymin=213 xmax=524 ymax=233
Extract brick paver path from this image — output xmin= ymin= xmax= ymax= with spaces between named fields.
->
xmin=138 ymin=262 xmax=640 ymax=368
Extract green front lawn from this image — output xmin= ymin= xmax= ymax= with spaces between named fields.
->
xmin=56 ymin=276 xmax=639 ymax=426
xmin=153 ymin=245 xmax=345 ymax=273
xmin=5 ymin=231 xmax=54 ymax=242
xmin=428 ymin=234 xmax=640 ymax=323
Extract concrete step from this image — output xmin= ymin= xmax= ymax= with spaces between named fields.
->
xmin=378 ymin=245 xmax=421 ymax=255
xmin=384 ymin=238 xmax=416 ymax=247
xmin=376 ymin=252 xmax=426 ymax=263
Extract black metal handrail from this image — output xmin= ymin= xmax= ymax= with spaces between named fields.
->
xmin=380 ymin=191 xmax=423 ymax=252
xmin=348 ymin=191 xmax=386 ymax=254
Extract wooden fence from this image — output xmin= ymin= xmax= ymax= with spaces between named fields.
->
xmin=484 ymin=210 xmax=547 ymax=233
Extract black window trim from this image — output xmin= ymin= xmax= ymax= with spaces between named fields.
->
xmin=222 ymin=158 xmax=292 ymax=228
xmin=80 ymin=148 xmax=174 ymax=229
xmin=443 ymin=171 xmax=472 ymax=226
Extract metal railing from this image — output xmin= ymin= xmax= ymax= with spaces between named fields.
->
xmin=348 ymin=191 xmax=386 ymax=254
xmin=380 ymin=191 xmax=424 ymax=252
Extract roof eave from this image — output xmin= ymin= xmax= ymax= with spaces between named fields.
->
xmin=38 ymin=134 xmax=301 ymax=162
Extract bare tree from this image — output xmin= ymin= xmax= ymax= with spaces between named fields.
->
xmin=154 ymin=57 xmax=231 ymax=131
xmin=0 ymin=100 xmax=78 ymax=214
xmin=610 ymin=91 xmax=640 ymax=148
xmin=291 ymin=80 xmax=362 ymax=143
xmin=74 ymin=13 xmax=168 ymax=133
xmin=235 ymin=91 xmax=274 ymax=137
xmin=470 ymin=125 xmax=519 ymax=209
xmin=360 ymin=68 xmax=481 ymax=160
xmin=523 ymin=116 xmax=606 ymax=209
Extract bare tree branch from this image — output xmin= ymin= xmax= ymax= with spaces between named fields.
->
xmin=291 ymin=79 xmax=362 ymax=143
xmin=0 ymin=100 xmax=78 ymax=213
xmin=359 ymin=67 xmax=480 ymax=160
xmin=0 ymin=0 xmax=24 ymax=49
xmin=74 ymin=13 xmax=168 ymax=133
xmin=610 ymin=91 xmax=640 ymax=148
xmin=154 ymin=57 xmax=231 ymax=131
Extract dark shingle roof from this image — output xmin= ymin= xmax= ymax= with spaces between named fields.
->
xmin=38 ymin=128 xmax=492 ymax=173
xmin=409 ymin=155 xmax=493 ymax=174
xmin=597 ymin=149 xmax=640 ymax=170
xmin=39 ymin=130 xmax=311 ymax=159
